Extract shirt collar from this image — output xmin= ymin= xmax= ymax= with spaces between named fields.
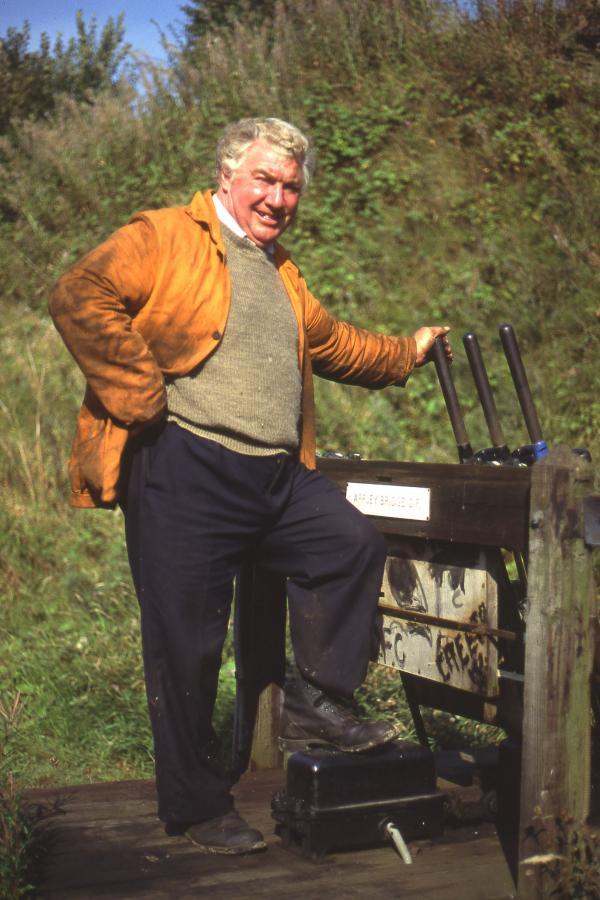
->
xmin=212 ymin=193 xmax=274 ymax=256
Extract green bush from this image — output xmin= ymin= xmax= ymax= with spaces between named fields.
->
xmin=0 ymin=14 xmax=131 ymax=136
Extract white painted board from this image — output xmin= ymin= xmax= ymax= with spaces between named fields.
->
xmin=377 ymin=552 xmax=499 ymax=697
xmin=346 ymin=482 xmax=430 ymax=521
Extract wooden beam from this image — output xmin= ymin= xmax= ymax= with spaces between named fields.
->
xmin=250 ymin=683 xmax=284 ymax=771
xmin=518 ymin=446 xmax=597 ymax=898
xmin=318 ymin=458 xmax=531 ymax=550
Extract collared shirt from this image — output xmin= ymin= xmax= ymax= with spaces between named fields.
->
xmin=212 ymin=192 xmax=274 ymax=256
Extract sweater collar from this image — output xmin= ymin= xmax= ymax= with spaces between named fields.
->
xmin=212 ymin=193 xmax=275 ymax=257
xmin=185 ymin=189 xmax=290 ymax=265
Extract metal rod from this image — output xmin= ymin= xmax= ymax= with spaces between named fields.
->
xmin=498 ymin=323 xmax=544 ymax=444
xmin=383 ymin=821 xmax=413 ymax=864
xmin=462 ymin=332 xmax=509 ymax=456
xmin=379 ymin=602 xmax=517 ymax=641
xmin=401 ymin=673 xmax=430 ymax=748
xmin=433 ymin=335 xmax=474 ymax=464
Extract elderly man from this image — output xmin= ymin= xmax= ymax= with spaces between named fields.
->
xmin=50 ymin=117 xmax=451 ymax=855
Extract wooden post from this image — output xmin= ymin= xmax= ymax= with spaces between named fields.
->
xmin=518 ymin=854 xmax=563 ymax=900
xmin=250 ymin=683 xmax=284 ymax=770
xmin=232 ymin=565 xmax=286 ymax=775
xmin=518 ymin=446 xmax=597 ymax=897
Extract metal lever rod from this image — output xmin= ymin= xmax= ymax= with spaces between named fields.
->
xmin=498 ymin=323 xmax=544 ymax=444
xmin=462 ymin=331 xmax=510 ymax=459
xmin=382 ymin=821 xmax=413 ymax=864
xmin=433 ymin=335 xmax=474 ymax=464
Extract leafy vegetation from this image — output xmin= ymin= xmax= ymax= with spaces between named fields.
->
xmin=0 ymin=14 xmax=130 ymax=137
xmin=181 ymin=0 xmax=277 ymax=44
xmin=0 ymin=0 xmax=598 ymax=872
xmin=0 ymin=694 xmax=31 ymax=898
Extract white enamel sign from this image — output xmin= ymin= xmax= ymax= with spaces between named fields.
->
xmin=346 ymin=482 xmax=431 ymax=521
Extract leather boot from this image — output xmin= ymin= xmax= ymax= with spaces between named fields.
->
xmin=279 ymin=671 xmax=400 ymax=752
xmin=184 ymin=810 xmax=267 ymax=854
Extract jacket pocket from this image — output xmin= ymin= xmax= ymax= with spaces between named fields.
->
xmin=68 ymin=402 xmax=129 ymax=507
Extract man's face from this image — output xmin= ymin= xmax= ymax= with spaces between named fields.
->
xmin=216 ymin=139 xmax=303 ymax=248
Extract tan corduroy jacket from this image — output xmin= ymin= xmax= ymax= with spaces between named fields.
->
xmin=49 ymin=190 xmax=417 ymax=508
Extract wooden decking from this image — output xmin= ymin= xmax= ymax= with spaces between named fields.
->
xmin=28 ymin=771 xmax=516 ymax=899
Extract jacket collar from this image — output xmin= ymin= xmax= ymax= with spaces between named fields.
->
xmin=185 ymin=190 xmax=225 ymax=255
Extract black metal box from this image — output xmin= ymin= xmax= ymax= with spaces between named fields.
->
xmin=271 ymin=741 xmax=445 ymax=860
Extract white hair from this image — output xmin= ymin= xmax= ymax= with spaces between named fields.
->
xmin=215 ymin=117 xmax=314 ymax=188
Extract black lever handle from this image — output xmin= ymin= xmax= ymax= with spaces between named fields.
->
xmin=498 ymin=323 xmax=544 ymax=444
xmin=433 ymin=336 xmax=474 ymax=464
xmin=463 ymin=331 xmax=511 ymax=461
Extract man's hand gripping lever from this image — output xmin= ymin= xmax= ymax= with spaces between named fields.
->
xmin=413 ymin=325 xmax=452 ymax=368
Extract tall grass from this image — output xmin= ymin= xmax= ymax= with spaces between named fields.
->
xmin=0 ymin=694 xmax=32 ymax=898
xmin=0 ymin=309 xmax=151 ymax=784
xmin=0 ymin=693 xmax=66 ymax=897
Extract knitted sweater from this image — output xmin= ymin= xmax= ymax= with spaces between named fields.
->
xmin=166 ymin=225 xmax=302 ymax=455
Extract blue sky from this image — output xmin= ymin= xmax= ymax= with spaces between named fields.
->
xmin=1 ymin=2 xmax=476 ymax=61
xmin=0 ymin=0 xmax=187 ymax=61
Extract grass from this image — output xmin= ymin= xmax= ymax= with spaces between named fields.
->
xmin=0 ymin=694 xmax=65 ymax=898
xmin=0 ymin=310 xmax=153 ymax=786
xmin=354 ymin=664 xmax=504 ymax=750
xmin=0 ymin=695 xmax=31 ymax=898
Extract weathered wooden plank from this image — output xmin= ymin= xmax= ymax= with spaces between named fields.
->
xmin=377 ymin=548 xmax=500 ymax=696
xmin=318 ymin=458 xmax=531 ymax=550
xmin=28 ymin=773 xmax=515 ymax=899
xmin=380 ymin=550 xmax=497 ymax=623
xmin=379 ymin=614 xmax=497 ymax=696
xmin=517 ymin=446 xmax=597 ymax=898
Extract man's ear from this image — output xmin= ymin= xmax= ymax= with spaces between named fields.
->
xmin=218 ymin=165 xmax=233 ymax=194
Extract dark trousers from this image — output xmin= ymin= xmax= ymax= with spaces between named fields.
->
xmin=123 ymin=422 xmax=386 ymax=828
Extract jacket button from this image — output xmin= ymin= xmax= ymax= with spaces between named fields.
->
xmin=212 ymin=330 xmax=221 ymax=340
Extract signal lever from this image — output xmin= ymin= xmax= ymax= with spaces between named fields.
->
xmin=432 ymin=336 xmax=475 ymax=464
xmin=498 ymin=324 xmax=548 ymax=463
xmin=462 ymin=332 xmax=513 ymax=465
xmin=499 ymin=323 xmax=591 ymax=464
